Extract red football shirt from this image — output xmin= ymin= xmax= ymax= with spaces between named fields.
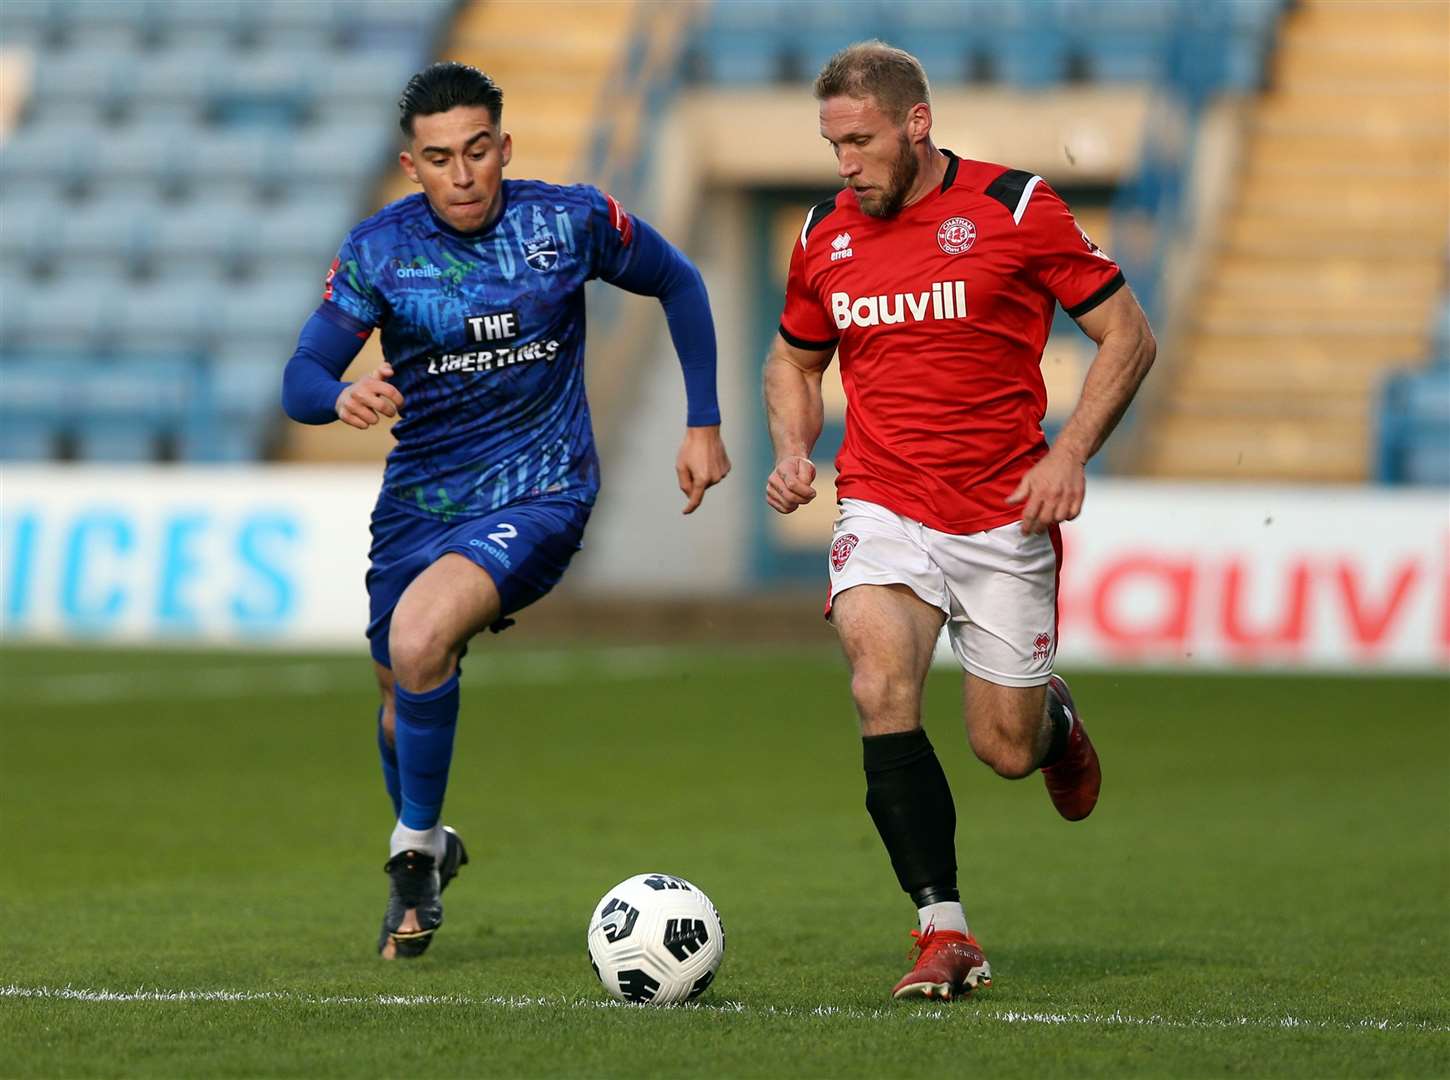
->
xmin=779 ymin=151 xmax=1124 ymax=535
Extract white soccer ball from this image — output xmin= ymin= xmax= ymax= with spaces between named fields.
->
xmin=586 ymin=873 xmax=725 ymax=1005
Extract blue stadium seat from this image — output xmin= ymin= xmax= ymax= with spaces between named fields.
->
xmin=7 ymin=281 xmax=116 ymax=350
xmin=1 ymin=0 xmax=454 ymax=462
xmin=251 ymin=200 xmax=354 ymax=265
xmin=111 ymin=284 xmax=215 ymax=353
xmin=216 ymin=278 xmax=317 ymax=347
xmin=1380 ymin=367 xmax=1450 ymax=485
xmin=1 ymin=416 xmax=61 ymax=461
xmin=4 ymin=355 xmax=75 ymax=418
xmin=72 ymin=419 xmax=162 ymax=462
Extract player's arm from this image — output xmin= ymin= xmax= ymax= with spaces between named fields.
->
xmin=603 ymin=211 xmax=729 ymax=513
xmin=1058 ymin=286 xmax=1157 ymax=464
xmin=763 ymin=332 xmax=835 ymax=515
xmin=1008 ymin=286 xmax=1156 ymax=533
xmin=280 ymin=305 xmax=400 ymax=429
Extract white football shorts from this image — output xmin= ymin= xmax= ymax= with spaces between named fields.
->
xmin=825 ymin=498 xmax=1061 ymax=687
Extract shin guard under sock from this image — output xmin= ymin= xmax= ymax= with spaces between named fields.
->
xmin=394 ymin=674 xmax=460 ymax=832
xmin=863 ymin=729 xmax=959 ymax=907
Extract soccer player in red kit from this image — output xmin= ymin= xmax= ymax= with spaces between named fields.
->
xmin=764 ymin=42 xmax=1157 ymax=1000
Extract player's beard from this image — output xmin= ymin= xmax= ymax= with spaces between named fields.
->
xmin=856 ymin=132 xmax=919 ymax=219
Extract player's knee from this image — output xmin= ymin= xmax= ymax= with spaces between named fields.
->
xmin=388 ymin=617 xmax=456 ymax=693
xmin=968 ymin=724 xmax=1037 ymax=779
xmin=984 ymin=742 xmax=1037 ymax=780
xmin=850 ymin=666 xmax=919 ymax=728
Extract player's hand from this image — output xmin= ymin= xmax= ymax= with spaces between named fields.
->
xmin=335 ymin=362 xmax=404 ymax=430
xmin=765 ymin=455 xmax=817 ymax=515
xmin=1006 ymin=447 xmax=1085 ymax=534
xmin=676 ymin=425 xmax=731 ymax=514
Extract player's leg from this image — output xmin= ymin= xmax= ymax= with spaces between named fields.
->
xmin=376 ymin=553 xmax=497 ymax=958
xmin=962 ymin=673 xmax=1099 ymax=820
xmin=387 ymin=551 xmax=501 ymax=838
xmin=825 ymin=499 xmax=990 ymax=1000
xmin=936 ymin=522 xmax=1100 ymax=820
xmin=831 ymin=583 xmax=955 ymax=906
xmin=376 ymin=496 xmax=590 ymax=958
xmin=374 ymin=661 xmax=401 ymax=818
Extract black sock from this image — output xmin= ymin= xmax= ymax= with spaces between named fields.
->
xmin=863 ymin=729 xmax=958 ymax=907
xmin=1038 ymin=683 xmax=1072 ymax=769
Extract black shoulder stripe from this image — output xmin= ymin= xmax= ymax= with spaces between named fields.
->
xmin=1065 ymin=271 xmax=1126 ymax=319
xmin=939 ymin=149 xmax=959 ymax=192
xmin=802 ymin=197 xmax=838 ymax=246
xmin=984 ymin=168 xmax=1035 ymax=215
xmin=779 ymin=323 xmax=839 ymax=352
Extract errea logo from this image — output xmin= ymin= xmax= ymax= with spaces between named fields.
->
xmin=830 ymin=232 xmax=853 ymax=262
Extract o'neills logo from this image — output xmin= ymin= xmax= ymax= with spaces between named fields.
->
xmin=830 ymin=281 xmax=968 ymax=330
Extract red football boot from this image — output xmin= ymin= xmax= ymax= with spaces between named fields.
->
xmin=1041 ymin=674 xmax=1101 ymax=821
xmin=890 ymin=927 xmax=992 ymax=1001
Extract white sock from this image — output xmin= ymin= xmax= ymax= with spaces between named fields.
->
xmin=390 ymin=821 xmax=446 ymax=862
xmin=918 ymin=900 xmax=969 ymax=935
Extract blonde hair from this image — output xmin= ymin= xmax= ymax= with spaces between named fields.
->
xmin=813 ymin=41 xmax=931 ymax=123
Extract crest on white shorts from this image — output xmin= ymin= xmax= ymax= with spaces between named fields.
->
xmin=1033 ymin=632 xmax=1052 ymax=660
xmin=830 ymin=533 xmax=859 ymax=572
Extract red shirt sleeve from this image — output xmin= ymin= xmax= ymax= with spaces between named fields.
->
xmin=778 ymin=224 xmax=840 ymax=350
xmin=1018 ymin=181 xmax=1125 ymax=318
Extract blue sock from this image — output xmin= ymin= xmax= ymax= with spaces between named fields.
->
xmin=377 ymin=706 xmax=402 ymax=818
xmin=394 ymin=674 xmax=460 ymax=831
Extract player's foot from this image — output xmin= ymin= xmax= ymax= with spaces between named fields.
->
xmin=1041 ymin=674 xmax=1101 ymax=821
xmin=377 ymin=827 xmax=467 ymax=959
xmin=438 ymin=825 xmax=469 ymax=892
xmin=891 ymin=927 xmax=991 ymax=1001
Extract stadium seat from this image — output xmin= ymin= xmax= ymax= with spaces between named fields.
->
xmin=2 ymin=0 xmax=455 ymax=462
xmin=1 ymin=415 xmax=60 ymax=461
xmin=72 ymin=419 xmax=162 ymax=462
xmin=1380 ymin=367 xmax=1450 ymax=485
xmin=111 ymin=284 xmax=215 ymax=353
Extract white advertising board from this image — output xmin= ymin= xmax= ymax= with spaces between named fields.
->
xmin=1023 ymin=480 xmax=1448 ymax=672
xmin=2 ymin=466 xmax=377 ymax=648
xmin=1 ymin=468 xmax=1446 ymax=671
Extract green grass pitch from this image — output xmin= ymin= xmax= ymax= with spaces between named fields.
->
xmin=1 ymin=645 xmax=1446 ymax=1078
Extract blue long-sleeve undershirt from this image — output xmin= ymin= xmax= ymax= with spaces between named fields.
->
xmin=279 ymin=214 xmax=721 ymax=427
xmin=603 ymin=215 xmax=720 ymax=427
xmin=279 ymin=309 xmax=368 ymax=424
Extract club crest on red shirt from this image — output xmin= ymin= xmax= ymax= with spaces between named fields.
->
xmin=830 ymin=533 xmax=859 ymax=572
xmin=937 ymin=216 xmax=976 ymax=255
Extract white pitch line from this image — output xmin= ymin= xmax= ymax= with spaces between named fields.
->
xmin=2 ymin=985 xmax=1445 ymax=1034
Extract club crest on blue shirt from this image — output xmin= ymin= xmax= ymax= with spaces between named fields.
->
xmin=522 ymin=206 xmax=559 ymax=272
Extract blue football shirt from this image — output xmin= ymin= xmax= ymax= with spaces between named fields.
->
xmin=317 ymin=182 xmax=639 ymax=521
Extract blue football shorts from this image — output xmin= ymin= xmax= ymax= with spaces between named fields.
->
xmin=364 ymin=493 xmax=592 ymax=669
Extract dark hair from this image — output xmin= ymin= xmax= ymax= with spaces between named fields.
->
xmin=814 ymin=41 xmax=930 ymax=124
xmin=398 ymin=62 xmax=503 ymax=137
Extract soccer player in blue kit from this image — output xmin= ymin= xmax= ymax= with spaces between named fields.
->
xmin=281 ymin=63 xmax=730 ymax=959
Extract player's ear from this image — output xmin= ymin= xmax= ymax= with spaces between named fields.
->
xmin=399 ymin=149 xmax=421 ymax=185
xmin=499 ymin=131 xmax=512 ymax=169
xmin=906 ymin=103 xmax=931 ymax=144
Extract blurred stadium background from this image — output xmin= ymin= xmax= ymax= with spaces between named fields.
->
xmin=1 ymin=3 xmax=1447 ymax=1074
xmin=1 ymin=0 xmax=1445 ymax=663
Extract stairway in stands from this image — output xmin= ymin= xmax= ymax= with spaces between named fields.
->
xmin=382 ymin=0 xmax=639 ymax=201
xmin=1143 ymin=0 xmax=1449 ymax=482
